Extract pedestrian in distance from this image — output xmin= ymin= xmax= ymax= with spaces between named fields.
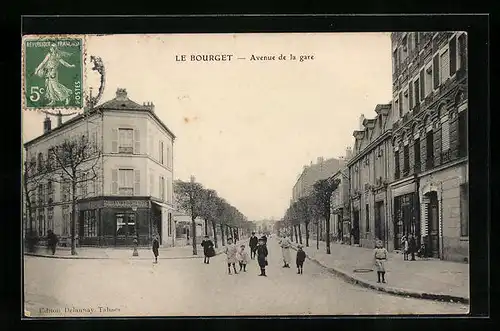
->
xmin=409 ymin=235 xmax=417 ymax=261
xmin=201 ymin=235 xmax=215 ymax=264
xmin=296 ymin=244 xmax=306 ymax=274
xmin=401 ymin=235 xmax=409 ymax=261
xmin=152 ymin=235 xmax=160 ymax=264
xmin=256 ymin=236 xmax=268 ymax=276
xmin=224 ymin=238 xmax=238 ymax=274
xmin=237 ymin=244 xmax=249 ymax=272
xmin=46 ymin=229 xmax=58 ymax=255
xmin=279 ymin=235 xmax=292 ymax=268
xmin=249 ymin=232 xmax=258 ymax=259
xmin=373 ymin=240 xmax=388 ymax=283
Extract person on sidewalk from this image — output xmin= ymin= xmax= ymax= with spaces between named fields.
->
xmin=224 ymin=238 xmax=238 ymax=274
xmin=237 ymin=244 xmax=249 ymax=272
xmin=249 ymin=232 xmax=258 ymax=260
xmin=296 ymin=244 xmax=306 ymax=274
xmin=201 ymin=235 xmax=215 ymax=264
xmin=47 ymin=230 xmax=58 ymax=255
xmin=279 ymin=235 xmax=292 ymax=268
xmin=401 ymin=236 xmax=409 ymax=261
xmin=409 ymin=235 xmax=417 ymax=261
xmin=256 ymin=237 xmax=268 ymax=276
xmin=152 ymin=235 xmax=160 ymax=263
xmin=373 ymin=240 xmax=388 ymax=283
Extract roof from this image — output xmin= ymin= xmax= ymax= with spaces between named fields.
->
xmin=24 ymin=88 xmax=176 ymax=148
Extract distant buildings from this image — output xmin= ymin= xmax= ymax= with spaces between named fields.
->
xmin=24 ymin=88 xmax=177 ymax=247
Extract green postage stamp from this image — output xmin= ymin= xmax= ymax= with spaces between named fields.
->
xmin=23 ymin=36 xmax=84 ymax=109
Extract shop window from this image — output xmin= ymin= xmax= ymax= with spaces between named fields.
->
xmin=116 ymin=213 xmax=136 ymax=237
xmin=82 ymin=210 xmax=98 ymax=237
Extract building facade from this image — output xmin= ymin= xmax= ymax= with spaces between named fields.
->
xmin=348 ymin=104 xmax=395 ymax=249
xmin=24 ymin=88 xmax=177 ymax=247
xmin=329 ymin=148 xmax=352 ymax=243
xmin=390 ymin=32 xmax=468 ymax=262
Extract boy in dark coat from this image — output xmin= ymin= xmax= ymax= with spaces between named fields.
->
xmin=152 ymin=236 xmax=160 ymax=263
xmin=201 ymin=235 xmax=215 ymax=264
xmin=47 ymin=230 xmax=58 ymax=255
xmin=249 ymin=232 xmax=258 ymax=259
xmin=256 ymin=237 xmax=268 ymax=277
xmin=296 ymin=244 xmax=306 ymax=274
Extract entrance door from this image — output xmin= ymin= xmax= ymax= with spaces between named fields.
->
xmin=375 ymin=201 xmax=385 ymax=242
xmin=427 ymin=192 xmax=440 ymax=258
xmin=352 ymin=210 xmax=360 ymax=244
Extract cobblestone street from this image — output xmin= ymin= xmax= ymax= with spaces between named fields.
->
xmin=24 ymin=238 xmax=468 ymax=317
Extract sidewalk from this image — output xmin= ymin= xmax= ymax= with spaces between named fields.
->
xmin=25 ymin=238 xmax=248 ymax=260
xmin=289 ymin=239 xmax=469 ymax=304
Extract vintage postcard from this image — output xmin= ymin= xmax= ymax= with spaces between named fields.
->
xmin=22 ymin=32 xmax=470 ymax=317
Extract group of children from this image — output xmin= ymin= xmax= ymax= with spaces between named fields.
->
xmin=224 ymin=237 xmax=250 ymax=274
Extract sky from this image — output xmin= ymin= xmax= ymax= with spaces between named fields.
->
xmin=22 ymin=33 xmax=393 ymax=221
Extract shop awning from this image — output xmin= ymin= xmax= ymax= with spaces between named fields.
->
xmin=151 ymin=201 xmax=175 ymax=211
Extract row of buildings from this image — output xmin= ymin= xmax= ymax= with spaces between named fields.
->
xmin=292 ymin=32 xmax=468 ymax=262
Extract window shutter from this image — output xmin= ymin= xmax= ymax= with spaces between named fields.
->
xmin=409 ymin=83 xmax=414 ymax=110
xmin=441 ymin=119 xmax=450 ymax=151
xmin=134 ymin=129 xmax=140 ymax=154
xmin=433 ymin=54 xmax=440 ymax=89
xmin=398 ymin=91 xmax=403 ymax=116
xmin=134 ymin=170 xmax=140 ymax=195
xmin=420 ymin=70 xmax=425 ymax=101
xmin=449 ymin=36 xmax=457 ymax=75
xmin=440 ymin=50 xmax=450 ymax=83
xmin=111 ymin=129 xmax=118 ymax=153
xmin=111 ymin=169 xmax=118 ymax=194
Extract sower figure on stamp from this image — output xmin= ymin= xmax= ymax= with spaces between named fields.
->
xmin=201 ymin=235 xmax=215 ymax=264
xmin=249 ymin=232 xmax=258 ymax=260
xmin=256 ymin=236 xmax=268 ymax=277
xmin=224 ymin=238 xmax=238 ymax=274
xmin=373 ymin=240 xmax=388 ymax=283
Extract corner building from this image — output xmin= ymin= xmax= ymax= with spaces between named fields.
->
xmin=24 ymin=88 xmax=177 ymax=247
xmin=389 ymin=32 xmax=468 ymax=262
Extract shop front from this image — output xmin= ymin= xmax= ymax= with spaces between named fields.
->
xmin=78 ymin=197 xmax=156 ymax=247
xmin=390 ymin=179 xmax=420 ymax=251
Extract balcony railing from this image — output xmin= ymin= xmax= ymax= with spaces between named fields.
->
xmin=119 ymin=146 xmax=133 ymax=154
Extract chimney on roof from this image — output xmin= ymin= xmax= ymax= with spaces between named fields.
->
xmin=359 ymin=114 xmax=365 ymax=130
xmin=43 ymin=116 xmax=52 ymax=134
xmin=116 ymin=88 xmax=128 ymax=101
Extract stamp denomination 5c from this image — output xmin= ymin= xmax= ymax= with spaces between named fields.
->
xmin=23 ymin=36 xmax=84 ymax=110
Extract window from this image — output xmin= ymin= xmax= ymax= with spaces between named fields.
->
xmin=419 ymin=70 xmax=425 ymax=101
xmin=365 ymin=204 xmax=370 ymax=232
xmin=414 ymin=79 xmax=420 ymax=106
xmin=426 ymin=131 xmax=434 ymax=169
xmin=449 ymin=36 xmax=457 ymax=75
xmin=118 ymin=169 xmax=134 ymax=195
xmin=393 ymin=49 xmax=399 ymax=72
xmin=458 ymin=34 xmax=467 ymax=70
xmin=116 ymin=213 xmax=136 ymax=237
xmin=394 ymin=150 xmax=400 ymax=179
xmin=82 ymin=210 xmax=98 ymax=237
xmin=159 ymin=141 xmax=164 ymax=164
xmin=403 ymin=145 xmax=410 ymax=175
xmin=159 ymin=176 xmax=165 ymax=201
xmin=394 ymin=98 xmax=400 ymax=118
xmin=37 ymin=153 xmax=44 ymax=172
xmin=398 ymin=91 xmax=403 ymax=117
xmin=401 ymin=36 xmax=408 ymax=61
xmin=414 ymin=138 xmax=421 ymax=172
xmin=425 ymin=65 xmax=433 ymax=96
xmin=458 ymin=109 xmax=468 ymax=157
xmin=460 ymin=183 xmax=468 ymax=237
xmin=118 ymin=128 xmax=133 ymax=154
xmin=441 ymin=117 xmax=450 ymax=161
xmin=403 ymin=89 xmax=409 ymax=114
xmin=433 ymin=54 xmax=440 ymax=90
xmin=440 ymin=49 xmax=450 ymax=84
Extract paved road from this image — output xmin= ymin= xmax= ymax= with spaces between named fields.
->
xmin=24 ymin=238 xmax=468 ymax=317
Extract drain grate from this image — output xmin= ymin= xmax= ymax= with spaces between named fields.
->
xmin=353 ymin=268 xmax=373 ymax=273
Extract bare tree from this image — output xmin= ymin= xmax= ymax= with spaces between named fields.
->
xmin=49 ymin=134 xmax=101 ymax=255
xmin=311 ymin=178 xmax=341 ymax=254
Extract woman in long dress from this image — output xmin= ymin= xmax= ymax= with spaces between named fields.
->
xmin=279 ymin=235 xmax=292 ymax=268
xmin=34 ymin=43 xmax=75 ymax=106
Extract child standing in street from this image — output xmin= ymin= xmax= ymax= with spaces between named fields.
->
xmin=373 ymin=240 xmax=388 ymax=283
xmin=296 ymin=245 xmax=306 ymax=274
xmin=256 ymin=237 xmax=268 ymax=276
xmin=224 ymin=238 xmax=238 ymax=275
xmin=237 ymin=245 xmax=249 ymax=272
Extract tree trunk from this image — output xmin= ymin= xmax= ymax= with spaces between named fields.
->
xmin=305 ymin=221 xmax=309 ymax=247
xmin=71 ymin=181 xmax=77 ymax=255
xmin=298 ymin=224 xmax=303 ymax=244
xmin=294 ymin=225 xmax=298 ymax=243
xmin=316 ymin=222 xmax=319 ymax=250
xmin=220 ymin=224 xmax=225 ymax=245
xmin=212 ymin=221 xmax=218 ymax=248
xmin=204 ymin=219 xmax=208 ymax=236
xmin=326 ymin=212 xmax=331 ymax=254
xmin=191 ymin=217 xmax=197 ymax=255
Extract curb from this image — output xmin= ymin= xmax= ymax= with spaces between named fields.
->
xmin=24 ymin=240 xmax=247 ymax=261
xmin=290 ymin=244 xmax=469 ymax=304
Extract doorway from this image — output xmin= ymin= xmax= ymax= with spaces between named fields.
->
xmin=375 ymin=201 xmax=385 ymax=242
xmin=352 ymin=210 xmax=360 ymax=245
xmin=426 ymin=191 xmax=440 ymax=258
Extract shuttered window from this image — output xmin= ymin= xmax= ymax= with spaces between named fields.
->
xmin=118 ymin=129 xmax=133 ymax=154
xmin=425 ymin=65 xmax=433 ymax=96
xmin=419 ymin=70 xmax=425 ymax=101
xmin=449 ymin=36 xmax=457 ymax=75
xmin=441 ymin=118 xmax=450 ymax=151
xmin=440 ymin=49 xmax=450 ymax=84
xmin=409 ymin=83 xmax=414 ymax=110
xmin=134 ymin=170 xmax=140 ymax=195
xmin=414 ymin=79 xmax=420 ymax=106
xmin=134 ymin=129 xmax=140 ymax=154
xmin=118 ymin=169 xmax=134 ymax=195
xmin=433 ymin=54 xmax=440 ymax=89
xmin=398 ymin=91 xmax=403 ymax=117
xmin=458 ymin=34 xmax=467 ymax=70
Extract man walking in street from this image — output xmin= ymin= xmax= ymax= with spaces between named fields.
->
xmin=47 ymin=229 xmax=58 ymax=255
xmin=249 ymin=232 xmax=258 ymax=259
xmin=152 ymin=235 xmax=160 ymax=264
